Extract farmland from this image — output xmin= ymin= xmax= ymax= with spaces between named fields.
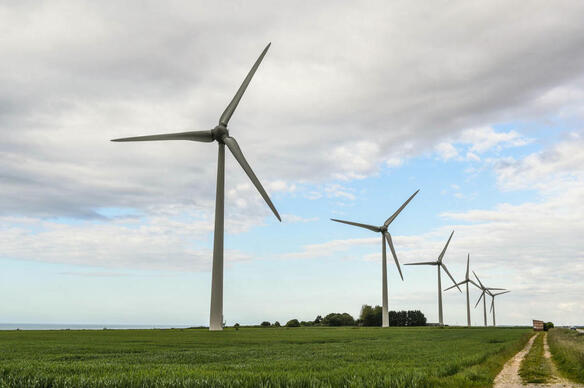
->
xmin=548 ymin=328 xmax=584 ymax=383
xmin=0 ymin=326 xmax=530 ymax=388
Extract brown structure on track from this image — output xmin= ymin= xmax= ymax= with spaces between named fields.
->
xmin=532 ymin=319 xmax=544 ymax=331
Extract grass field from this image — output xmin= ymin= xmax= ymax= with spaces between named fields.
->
xmin=0 ymin=326 xmax=530 ymax=388
xmin=548 ymin=328 xmax=584 ymax=383
xmin=518 ymin=332 xmax=552 ymax=383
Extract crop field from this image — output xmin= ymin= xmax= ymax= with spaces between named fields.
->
xmin=0 ymin=326 xmax=530 ymax=388
xmin=548 ymin=328 xmax=584 ymax=383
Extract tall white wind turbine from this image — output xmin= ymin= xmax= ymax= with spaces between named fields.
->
xmin=405 ymin=231 xmax=461 ymax=326
xmin=111 ymin=43 xmax=280 ymax=331
xmin=444 ymin=254 xmax=480 ymax=327
xmin=330 ymin=190 xmax=419 ymax=328
xmin=489 ymin=290 xmax=510 ymax=326
xmin=473 ymin=272 xmax=504 ymax=327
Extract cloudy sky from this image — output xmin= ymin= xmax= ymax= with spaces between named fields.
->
xmin=1 ymin=1 xmax=583 ymax=327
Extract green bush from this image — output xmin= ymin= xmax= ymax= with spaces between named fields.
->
xmin=322 ymin=313 xmax=355 ymax=326
xmin=285 ymin=319 xmax=300 ymax=327
xmin=260 ymin=321 xmax=271 ymax=327
xmin=544 ymin=322 xmax=554 ymax=331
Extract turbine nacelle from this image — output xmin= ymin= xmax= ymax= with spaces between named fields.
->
xmin=212 ymin=125 xmax=229 ymax=142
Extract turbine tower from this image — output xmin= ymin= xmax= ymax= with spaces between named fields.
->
xmin=473 ymin=272 xmax=504 ymax=327
xmin=111 ymin=43 xmax=280 ymax=331
xmin=444 ymin=254 xmax=480 ymax=327
xmin=489 ymin=290 xmax=510 ymax=326
xmin=405 ymin=231 xmax=461 ymax=326
xmin=330 ymin=190 xmax=419 ymax=328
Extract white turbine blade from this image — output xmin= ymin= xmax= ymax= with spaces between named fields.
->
xmin=474 ymin=291 xmax=484 ymax=308
xmin=330 ymin=219 xmax=380 ymax=232
xmin=486 ymin=287 xmax=505 ymax=291
xmin=444 ymin=279 xmax=466 ymax=291
xmin=219 ymin=43 xmax=270 ymax=126
xmin=384 ymin=189 xmax=419 ymax=227
xmin=473 ymin=271 xmax=485 ymax=289
xmin=404 ymin=261 xmax=437 ymax=266
xmin=469 ymin=279 xmax=482 ymax=290
xmin=111 ymin=130 xmax=213 ymax=142
xmin=384 ymin=232 xmax=403 ymax=280
xmin=223 ymin=136 xmax=281 ymax=221
xmin=441 ymin=264 xmax=461 ymax=292
xmin=490 ymin=298 xmax=494 ymax=313
xmin=437 ymin=230 xmax=454 ymax=263
xmin=493 ymin=290 xmax=510 ymax=297
xmin=466 ymin=254 xmax=470 ymax=280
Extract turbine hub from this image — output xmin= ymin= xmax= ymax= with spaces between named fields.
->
xmin=212 ymin=125 xmax=229 ymax=142
xmin=380 ymin=226 xmax=387 ymax=232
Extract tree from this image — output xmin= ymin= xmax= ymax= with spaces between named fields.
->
xmin=260 ymin=321 xmax=271 ymax=327
xmin=388 ymin=310 xmax=427 ymax=326
xmin=322 ymin=313 xmax=355 ymax=326
xmin=544 ymin=322 xmax=554 ymax=331
xmin=286 ymin=319 xmax=300 ymax=327
xmin=314 ymin=315 xmax=323 ymax=325
xmin=360 ymin=305 xmax=382 ymax=326
xmin=234 ymin=323 xmax=240 ymax=330
xmin=273 ymin=321 xmax=281 ymax=327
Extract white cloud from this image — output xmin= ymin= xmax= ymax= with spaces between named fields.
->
xmin=493 ymin=136 xmax=584 ymax=191
xmin=460 ymin=126 xmax=531 ymax=153
xmin=0 ymin=206 xmax=253 ymax=272
xmin=435 ymin=142 xmax=459 ymax=160
xmin=2 ymin=1 xmax=584 ymax=219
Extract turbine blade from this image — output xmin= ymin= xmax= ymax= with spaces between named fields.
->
xmin=441 ymin=264 xmax=461 ymax=292
xmin=486 ymin=287 xmax=506 ymax=291
xmin=437 ymin=230 xmax=454 ymax=263
xmin=490 ymin=298 xmax=494 ymax=313
xmin=474 ymin=291 xmax=484 ymax=308
xmin=330 ymin=219 xmax=380 ymax=232
xmin=473 ymin=271 xmax=485 ymax=289
xmin=384 ymin=189 xmax=419 ymax=227
xmin=219 ymin=43 xmax=271 ymax=126
xmin=493 ymin=290 xmax=510 ymax=297
xmin=384 ymin=232 xmax=403 ymax=280
xmin=444 ymin=279 xmax=466 ymax=291
xmin=466 ymin=254 xmax=470 ymax=280
xmin=223 ymin=136 xmax=280 ymax=221
xmin=469 ymin=279 xmax=481 ymax=289
xmin=111 ymin=130 xmax=213 ymax=143
xmin=404 ymin=261 xmax=437 ymax=266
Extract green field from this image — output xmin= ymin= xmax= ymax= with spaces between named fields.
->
xmin=548 ymin=328 xmax=584 ymax=383
xmin=0 ymin=327 xmax=530 ymax=388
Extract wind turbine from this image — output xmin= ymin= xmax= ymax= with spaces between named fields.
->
xmin=444 ymin=254 xmax=480 ymax=327
xmin=489 ymin=290 xmax=510 ymax=327
xmin=405 ymin=231 xmax=461 ymax=326
xmin=330 ymin=190 xmax=419 ymax=328
xmin=111 ymin=43 xmax=280 ymax=331
xmin=473 ymin=271 xmax=505 ymax=327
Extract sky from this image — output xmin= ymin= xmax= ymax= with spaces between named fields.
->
xmin=1 ymin=1 xmax=583 ymax=327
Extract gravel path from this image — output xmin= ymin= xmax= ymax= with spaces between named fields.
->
xmin=493 ymin=332 xmax=584 ymax=388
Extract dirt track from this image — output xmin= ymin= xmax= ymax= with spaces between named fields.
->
xmin=493 ymin=333 xmax=583 ymax=388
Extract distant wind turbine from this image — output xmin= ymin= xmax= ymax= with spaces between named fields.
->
xmin=111 ymin=43 xmax=280 ymax=331
xmin=489 ymin=290 xmax=510 ymax=327
xmin=330 ymin=190 xmax=419 ymax=328
xmin=444 ymin=254 xmax=480 ymax=327
xmin=405 ymin=231 xmax=461 ymax=326
xmin=473 ymin=271 xmax=505 ymax=327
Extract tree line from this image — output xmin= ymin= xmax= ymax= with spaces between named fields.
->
xmin=250 ymin=305 xmax=426 ymax=328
